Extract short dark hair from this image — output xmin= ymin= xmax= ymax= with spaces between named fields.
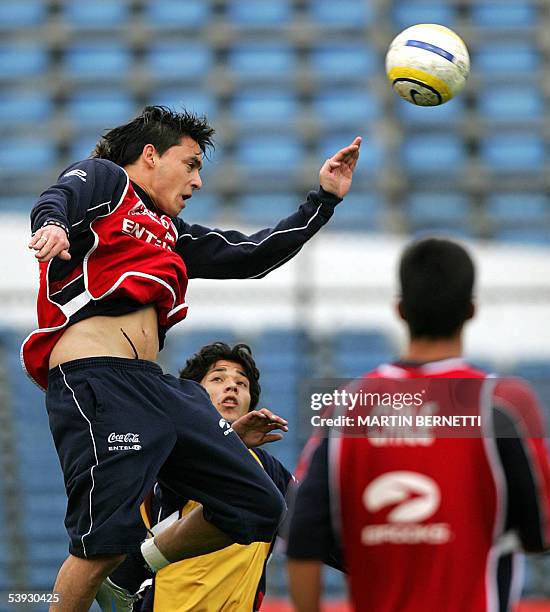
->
xmin=179 ymin=342 xmax=261 ymax=411
xmin=399 ymin=237 xmax=475 ymax=339
xmin=92 ymin=105 xmax=215 ymax=166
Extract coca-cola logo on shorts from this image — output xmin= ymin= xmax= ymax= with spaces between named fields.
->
xmin=108 ymin=432 xmax=140 ymax=444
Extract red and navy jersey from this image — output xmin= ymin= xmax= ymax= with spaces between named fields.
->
xmin=287 ymin=359 xmax=550 ymax=612
xmin=22 ymin=158 xmax=342 ymax=390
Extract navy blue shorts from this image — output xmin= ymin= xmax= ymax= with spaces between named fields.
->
xmin=46 ymin=357 xmax=285 ymax=558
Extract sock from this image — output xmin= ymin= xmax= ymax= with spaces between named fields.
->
xmin=110 ymin=551 xmax=152 ymax=593
xmin=140 ymin=537 xmax=171 ymax=572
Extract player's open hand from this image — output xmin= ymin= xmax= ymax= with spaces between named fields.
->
xmin=232 ymin=408 xmax=289 ymax=448
xmin=28 ymin=225 xmax=71 ymax=262
xmin=319 ymin=136 xmax=362 ymax=199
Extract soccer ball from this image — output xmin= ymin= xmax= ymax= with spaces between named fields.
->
xmin=385 ymin=24 xmax=470 ymax=106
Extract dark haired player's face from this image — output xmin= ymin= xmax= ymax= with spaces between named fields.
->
xmin=151 ymin=136 xmax=203 ymax=217
xmin=201 ymin=360 xmax=251 ymax=422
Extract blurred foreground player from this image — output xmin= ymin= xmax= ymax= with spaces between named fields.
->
xmin=288 ymin=238 xmax=550 ymax=612
xmin=21 ymin=105 xmax=360 ymax=610
xmin=97 ymin=342 xmax=293 ymax=612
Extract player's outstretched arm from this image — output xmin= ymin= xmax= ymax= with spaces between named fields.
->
xmin=319 ymin=136 xmax=361 ymax=199
xmin=178 ymin=136 xmax=362 ymax=280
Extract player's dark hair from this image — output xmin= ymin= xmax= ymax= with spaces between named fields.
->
xmin=92 ymin=105 xmax=215 ymax=166
xmin=399 ymin=237 xmax=475 ymax=339
xmin=179 ymin=342 xmax=261 ymax=411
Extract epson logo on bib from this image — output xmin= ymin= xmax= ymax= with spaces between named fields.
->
xmin=361 ymin=471 xmax=452 ymax=545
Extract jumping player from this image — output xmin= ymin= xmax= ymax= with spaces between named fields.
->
xmin=287 ymin=238 xmax=550 ymax=612
xmin=97 ymin=342 xmax=293 ymax=611
xmin=22 ymin=105 xmax=361 ymax=610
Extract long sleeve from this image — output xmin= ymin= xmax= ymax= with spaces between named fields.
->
xmin=30 ymin=158 xmax=128 ymax=237
xmin=175 ymin=188 xmax=342 ymax=279
xmin=493 ymin=378 xmax=550 ymax=553
xmin=287 ymin=438 xmax=343 ymax=569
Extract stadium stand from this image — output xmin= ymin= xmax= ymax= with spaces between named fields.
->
xmin=470 ymin=1 xmax=538 ymax=30
xmin=313 ymin=90 xmax=381 ymax=126
xmin=309 ymin=43 xmax=378 ymax=81
xmin=66 ymin=90 xmax=136 ymax=127
xmin=0 ymin=44 xmax=49 ymax=80
xmin=226 ymin=0 xmax=293 ymax=29
xmin=308 ymin=0 xmax=374 ymax=29
xmin=232 ymin=89 xmax=299 ymax=126
xmin=479 ymin=133 xmax=547 ymax=173
xmin=235 ymin=135 xmax=304 ymax=172
xmin=144 ymin=0 xmax=211 ymax=30
xmin=474 ymin=41 xmax=541 ymax=80
xmin=0 ymin=0 xmax=548 ymax=241
xmin=0 ymin=91 xmax=53 ymax=127
xmin=145 ymin=42 xmax=213 ymax=81
xmin=401 ymin=133 xmax=467 ymax=176
xmin=486 ymin=194 xmax=549 ymax=227
xmin=63 ymin=42 xmax=132 ymax=81
xmin=396 ymin=96 xmax=465 ymax=128
xmin=0 ymin=1 xmax=48 ymax=30
xmin=227 ymin=42 xmax=296 ymax=82
xmin=328 ymin=192 xmax=384 ymax=231
xmin=148 ymin=88 xmax=219 ymax=118
xmin=0 ymin=138 xmax=56 ymax=175
xmin=238 ymin=193 xmax=300 ymax=225
xmin=477 ymin=85 xmax=545 ymax=126
xmin=392 ymin=1 xmax=458 ymax=29
xmin=407 ymin=192 xmax=471 ymax=234
xmin=61 ymin=1 xmax=130 ymax=30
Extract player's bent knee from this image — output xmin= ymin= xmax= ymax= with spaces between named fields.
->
xmin=247 ymin=485 xmax=287 ymax=544
xmin=70 ymin=553 xmax=127 ymax=582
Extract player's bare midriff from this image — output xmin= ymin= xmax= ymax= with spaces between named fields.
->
xmin=49 ymin=305 xmax=159 ymax=369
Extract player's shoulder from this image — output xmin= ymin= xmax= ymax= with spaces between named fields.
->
xmin=253 ymin=448 xmax=293 ymax=489
xmin=493 ymin=376 xmax=539 ymax=406
xmin=59 ymin=157 xmax=126 ymax=182
xmin=252 ymin=447 xmax=279 ymax=470
xmin=492 ymin=376 xmax=546 ymax=437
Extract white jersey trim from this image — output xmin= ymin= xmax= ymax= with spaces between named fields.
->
xmin=59 ymin=290 xmax=92 ymax=319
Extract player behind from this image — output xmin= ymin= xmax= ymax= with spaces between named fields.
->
xmin=287 ymin=237 xmax=550 ymax=612
xmin=22 ymin=105 xmax=361 ymax=611
xmin=96 ymin=342 xmax=294 ymax=612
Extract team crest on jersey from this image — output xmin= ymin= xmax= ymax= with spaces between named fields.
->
xmin=128 ymin=202 xmax=147 ymax=216
xmin=218 ymin=417 xmax=234 ymax=436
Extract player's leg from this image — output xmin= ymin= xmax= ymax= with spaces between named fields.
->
xmin=46 ymin=359 xmax=178 ymax=609
xmin=50 ymin=553 xmax=125 ymax=611
xmin=142 ymin=376 xmax=285 ymax=567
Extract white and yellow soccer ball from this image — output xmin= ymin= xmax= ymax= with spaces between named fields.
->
xmin=385 ymin=24 xmax=470 ymax=106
